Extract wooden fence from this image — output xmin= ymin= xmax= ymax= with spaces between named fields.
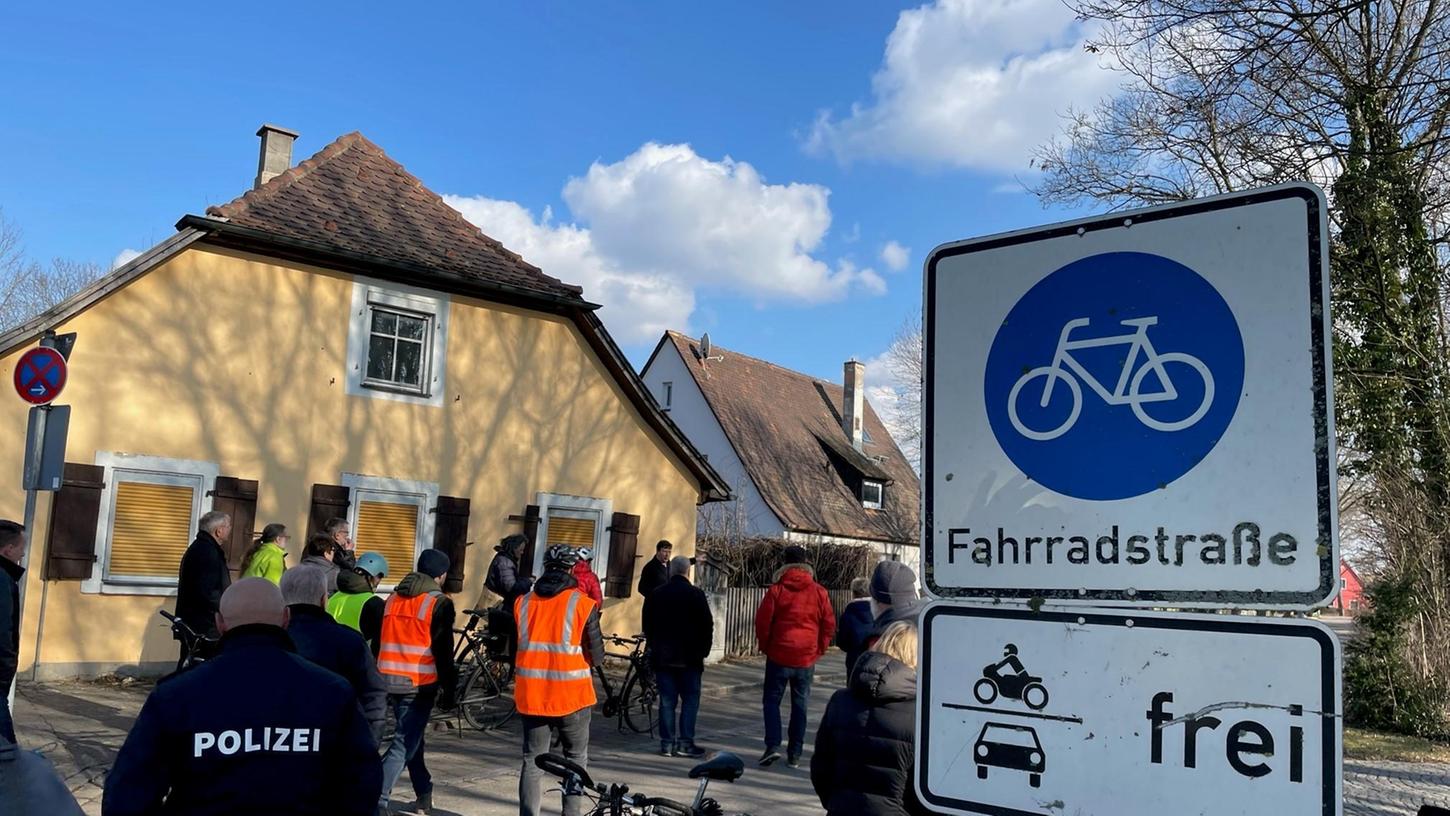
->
xmin=719 ymin=586 xmax=857 ymax=658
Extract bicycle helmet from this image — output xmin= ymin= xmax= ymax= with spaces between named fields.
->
xmin=543 ymin=544 xmax=583 ymax=571
xmin=355 ymin=552 xmax=388 ymax=580
xmin=574 ymin=546 xmax=594 ymax=562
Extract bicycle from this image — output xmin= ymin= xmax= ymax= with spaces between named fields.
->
xmin=600 ymin=634 xmax=658 ymax=735
xmin=1008 ymin=315 xmax=1215 ymax=441
xmin=452 ymin=605 xmax=516 ymax=732
xmin=159 ymin=610 xmax=216 ymax=673
xmin=534 ymin=750 xmax=750 ymax=815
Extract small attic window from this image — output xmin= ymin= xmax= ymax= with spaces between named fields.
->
xmin=862 ymin=480 xmax=884 ymax=510
xmin=863 ymin=427 xmax=873 ymax=444
xmin=662 ymin=381 xmax=673 ymax=411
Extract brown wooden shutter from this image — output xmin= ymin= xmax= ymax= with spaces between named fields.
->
xmin=45 ymin=463 xmax=104 ymax=580
xmin=306 ymin=484 xmax=351 ymax=540
xmin=209 ymin=476 xmax=258 ymax=573
xmin=520 ymin=504 xmax=540 ymax=578
xmin=605 ymin=512 xmax=641 ymax=599
xmin=432 ymin=496 xmax=471 ymax=593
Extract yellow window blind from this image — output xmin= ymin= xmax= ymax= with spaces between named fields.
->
xmin=108 ymin=481 xmax=195 ymax=578
xmin=355 ymin=500 xmax=419 ymax=578
xmin=547 ymin=515 xmax=597 ymax=549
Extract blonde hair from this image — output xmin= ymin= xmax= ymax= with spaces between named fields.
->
xmin=872 ymin=621 xmax=918 ymax=670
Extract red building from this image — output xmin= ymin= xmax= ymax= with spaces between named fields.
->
xmin=1332 ymin=561 xmax=1367 ymax=614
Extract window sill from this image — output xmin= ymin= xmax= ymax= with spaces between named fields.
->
xmin=361 ymin=379 xmax=431 ymax=399
xmin=89 ymin=582 xmax=180 ymax=597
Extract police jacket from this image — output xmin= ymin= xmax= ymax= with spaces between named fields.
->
xmin=102 ymin=624 xmax=382 ymax=816
xmin=641 ymin=574 xmax=712 ymax=670
xmin=810 ymin=652 xmax=929 ymax=816
xmin=285 ymin=603 xmax=388 ymax=744
xmin=0 ymin=557 xmax=22 ymax=691
xmin=175 ymin=532 xmax=231 ymax=640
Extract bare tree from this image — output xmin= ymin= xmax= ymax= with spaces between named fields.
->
xmin=0 ymin=209 xmax=105 ymax=331
xmin=882 ymin=316 xmax=923 ymax=470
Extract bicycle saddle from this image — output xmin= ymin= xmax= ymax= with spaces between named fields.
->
xmin=688 ymin=752 xmax=744 ymax=782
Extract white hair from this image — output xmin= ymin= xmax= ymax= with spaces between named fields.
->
xmin=279 ymin=565 xmax=330 ymax=607
xmin=668 ymin=555 xmax=692 ymax=578
xmin=200 ymin=511 xmax=231 ymax=535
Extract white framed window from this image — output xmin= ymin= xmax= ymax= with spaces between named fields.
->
xmin=861 ymin=480 xmax=884 ymax=510
xmin=342 ymin=473 xmax=439 ymax=589
xmin=533 ymin=492 xmax=613 ymax=579
xmin=346 ymin=276 xmax=449 ymax=407
xmin=662 ymin=381 xmax=673 ymax=411
xmin=86 ymin=452 xmax=220 ymax=595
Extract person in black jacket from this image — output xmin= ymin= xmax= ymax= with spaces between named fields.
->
xmin=836 ymin=577 xmax=875 ymax=677
xmin=280 ymin=565 xmax=388 ymax=743
xmin=637 ymin=539 xmax=672 ymax=597
xmin=641 ymin=556 xmax=713 ymax=758
xmin=0 ymin=521 xmax=26 ymax=745
xmin=485 ymin=534 xmax=533 ymax=605
xmin=175 ymin=511 xmax=233 ymax=658
xmin=811 ymin=620 xmax=928 ymax=816
xmin=103 ymin=578 xmax=382 ymax=816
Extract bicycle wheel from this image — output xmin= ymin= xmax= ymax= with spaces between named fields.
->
xmin=621 ymin=667 xmax=659 ymax=735
xmin=1007 ymin=366 xmax=1082 ymax=441
xmin=459 ymin=660 xmax=516 ymax=732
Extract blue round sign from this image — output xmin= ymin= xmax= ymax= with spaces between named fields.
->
xmin=983 ymin=251 xmax=1245 ymax=500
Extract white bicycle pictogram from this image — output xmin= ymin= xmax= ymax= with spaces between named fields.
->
xmin=1007 ymin=316 xmax=1215 ymax=441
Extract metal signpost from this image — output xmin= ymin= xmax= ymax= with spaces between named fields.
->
xmin=916 ymin=604 xmax=1340 ymax=816
xmin=924 ymin=183 xmax=1335 ymax=608
xmin=917 ymin=184 xmax=1343 ymax=815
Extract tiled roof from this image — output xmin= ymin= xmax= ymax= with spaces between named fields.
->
xmin=664 ymin=332 xmax=919 ymax=544
xmin=207 ymin=132 xmax=583 ymax=301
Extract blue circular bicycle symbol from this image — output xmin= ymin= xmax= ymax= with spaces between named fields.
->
xmin=983 ymin=251 xmax=1245 ymax=500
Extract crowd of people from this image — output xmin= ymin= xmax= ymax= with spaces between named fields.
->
xmin=0 ymin=510 xmax=927 ymax=816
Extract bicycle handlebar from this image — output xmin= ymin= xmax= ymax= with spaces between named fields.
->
xmin=534 ymin=753 xmax=596 ymax=790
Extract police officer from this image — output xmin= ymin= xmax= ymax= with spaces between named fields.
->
xmin=102 ymin=578 xmax=381 ymax=816
xmin=516 ymin=545 xmax=605 ymax=816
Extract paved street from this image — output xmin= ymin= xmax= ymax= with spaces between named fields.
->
xmin=12 ymin=651 xmax=1450 ymax=815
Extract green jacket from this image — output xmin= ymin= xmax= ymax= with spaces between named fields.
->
xmin=240 ymin=542 xmax=287 ymax=584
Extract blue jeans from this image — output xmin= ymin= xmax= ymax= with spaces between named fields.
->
xmin=379 ymin=685 xmax=437 ymax=806
xmin=762 ymin=659 xmax=813 ymax=757
xmin=656 ymin=666 xmax=702 ymax=749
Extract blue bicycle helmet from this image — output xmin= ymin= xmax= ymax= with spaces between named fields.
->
xmin=355 ymin=552 xmax=388 ymax=580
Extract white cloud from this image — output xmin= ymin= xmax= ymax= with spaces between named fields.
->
xmin=445 ymin=142 xmax=884 ymax=345
xmin=111 ymin=248 xmax=142 ymax=270
xmin=862 ymin=348 xmax=921 ymax=468
xmin=806 ymin=0 xmax=1121 ymax=172
xmin=880 ymin=240 xmax=910 ymax=272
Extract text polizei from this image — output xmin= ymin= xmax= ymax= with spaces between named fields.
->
xmin=193 ymin=727 xmax=323 ymax=757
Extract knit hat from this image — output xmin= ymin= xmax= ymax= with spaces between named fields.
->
xmin=417 ymin=549 xmax=451 ymax=579
xmin=782 ymin=545 xmax=809 ymax=565
xmin=870 ymin=560 xmax=917 ymax=606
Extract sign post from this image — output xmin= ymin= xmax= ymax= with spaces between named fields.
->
xmin=917 ymin=604 xmax=1340 ymax=816
xmin=924 ymin=183 xmax=1335 ymax=609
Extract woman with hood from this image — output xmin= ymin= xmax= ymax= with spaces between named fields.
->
xmin=810 ymin=620 xmax=928 ymax=816
xmin=485 ymin=534 xmax=533 ymax=606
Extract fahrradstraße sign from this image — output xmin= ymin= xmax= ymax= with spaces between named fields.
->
xmin=924 ymin=183 xmax=1336 ymax=608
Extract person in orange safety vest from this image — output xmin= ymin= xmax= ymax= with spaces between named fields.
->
xmin=376 ymin=549 xmax=456 ymax=816
xmin=515 ymin=544 xmax=605 ymax=816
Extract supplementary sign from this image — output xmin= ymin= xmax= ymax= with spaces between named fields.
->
xmin=917 ymin=603 xmax=1341 ymax=816
xmin=924 ymin=183 xmax=1336 ymax=608
xmin=13 ymin=345 xmax=68 ymax=405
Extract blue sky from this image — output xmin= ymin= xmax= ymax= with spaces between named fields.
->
xmin=0 ymin=1 xmax=1117 ymax=413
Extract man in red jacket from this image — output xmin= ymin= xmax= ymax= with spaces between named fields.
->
xmin=754 ymin=545 xmax=835 ymax=769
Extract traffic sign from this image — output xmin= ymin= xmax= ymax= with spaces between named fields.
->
xmin=924 ymin=183 xmax=1336 ymax=608
xmin=917 ymin=603 xmax=1341 ymax=816
xmin=13 ymin=346 xmax=68 ymax=405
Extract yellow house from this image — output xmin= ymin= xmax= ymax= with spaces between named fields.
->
xmin=0 ymin=125 xmax=728 ymax=679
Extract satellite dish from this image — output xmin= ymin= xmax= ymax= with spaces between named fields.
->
xmin=700 ymin=333 xmax=713 ymax=360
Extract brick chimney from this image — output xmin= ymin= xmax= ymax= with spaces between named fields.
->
xmin=843 ymin=359 xmax=865 ymax=451
xmin=254 ymin=124 xmax=299 ymax=189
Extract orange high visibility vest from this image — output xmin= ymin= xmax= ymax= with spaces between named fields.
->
xmin=378 ymin=590 xmax=444 ymax=687
xmin=513 ymin=589 xmax=597 ymax=717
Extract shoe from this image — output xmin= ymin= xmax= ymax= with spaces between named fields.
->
xmin=675 ymin=744 xmax=707 ymax=759
xmin=660 ymin=742 xmax=674 ymax=756
xmin=787 ymin=754 xmax=801 ymax=768
xmin=758 ymin=747 xmax=782 ymax=767
xmin=411 ymin=792 xmax=432 ymax=814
